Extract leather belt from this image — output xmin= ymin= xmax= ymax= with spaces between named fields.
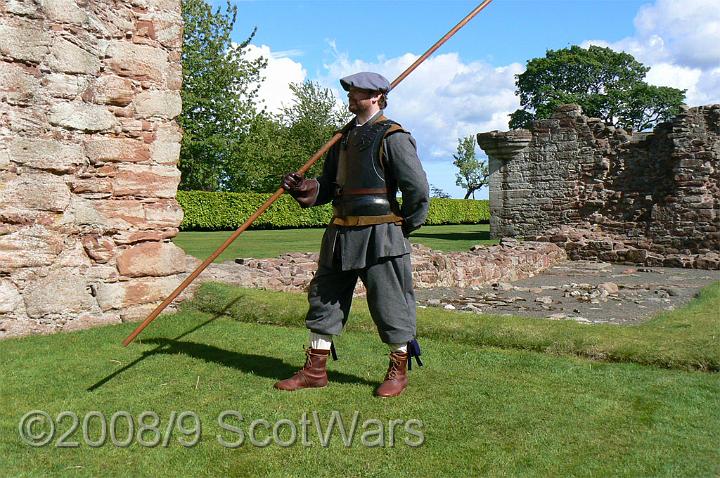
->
xmin=331 ymin=213 xmax=404 ymax=227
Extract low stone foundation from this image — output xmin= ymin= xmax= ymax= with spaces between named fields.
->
xmin=186 ymin=240 xmax=567 ymax=295
xmin=532 ymin=224 xmax=720 ymax=269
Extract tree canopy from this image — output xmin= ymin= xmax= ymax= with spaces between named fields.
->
xmin=453 ymin=135 xmax=488 ymax=200
xmin=227 ymin=81 xmax=351 ymax=192
xmin=178 ymin=0 xmax=266 ymax=191
xmin=509 ymin=45 xmax=686 ymax=131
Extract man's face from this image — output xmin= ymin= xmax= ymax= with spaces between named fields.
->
xmin=347 ymin=88 xmax=381 ymax=114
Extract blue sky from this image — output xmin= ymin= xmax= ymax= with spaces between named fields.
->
xmin=208 ymin=0 xmax=720 ymax=198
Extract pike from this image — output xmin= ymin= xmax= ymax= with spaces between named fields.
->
xmin=122 ymin=0 xmax=495 ymax=346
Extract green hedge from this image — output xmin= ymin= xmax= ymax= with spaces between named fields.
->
xmin=176 ymin=190 xmax=489 ymax=231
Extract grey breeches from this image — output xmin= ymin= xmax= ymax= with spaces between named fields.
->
xmin=305 ymin=253 xmax=416 ymax=344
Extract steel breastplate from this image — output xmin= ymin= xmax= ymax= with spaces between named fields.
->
xmin=333 ymin=120 xmax=397 ymax=218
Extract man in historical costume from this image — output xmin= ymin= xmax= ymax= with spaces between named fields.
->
xmin=275 ymin=72 xmax=430 ymax=397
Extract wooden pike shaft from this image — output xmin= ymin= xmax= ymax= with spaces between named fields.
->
xmin=122 ymin=0 xmax=494 ymax=346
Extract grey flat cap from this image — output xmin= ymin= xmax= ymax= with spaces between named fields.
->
xmin=339 ymin=72 xmax=390 ymax=93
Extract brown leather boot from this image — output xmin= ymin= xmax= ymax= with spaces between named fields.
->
xmin=274 ymin=348 xmax=329 ymax=391
xmin=375 ymin=351 xmax=409 ymax=398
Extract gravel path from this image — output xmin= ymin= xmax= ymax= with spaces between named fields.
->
xmin=415 ymin=261 xmax=720 ymax=325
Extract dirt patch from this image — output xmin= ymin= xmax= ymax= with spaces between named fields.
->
xmin=415 ymin=261 xmax=720 ymax=325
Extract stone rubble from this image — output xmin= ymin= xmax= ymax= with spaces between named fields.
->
xmin=414 ymin=260 xmax=720 ymax=325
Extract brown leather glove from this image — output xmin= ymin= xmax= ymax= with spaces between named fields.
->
xmin=281 ymin=172 xmax=318 ymax=208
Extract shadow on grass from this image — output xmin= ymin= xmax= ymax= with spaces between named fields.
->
xmin=142 ymin=338 xmax=376 ymax=387
xmin=87 ymin=312 xmax=224 ymax=392
xmin=87 ymin=296 xmax=373 ymax=391
xmin=411 ymin=230 xmax=491 ymax=241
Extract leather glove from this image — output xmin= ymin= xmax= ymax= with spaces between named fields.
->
xmin=281 ymin=172 xmax=303 ymax=192
xmin=281 ymin=172 xmax=318 ymax=208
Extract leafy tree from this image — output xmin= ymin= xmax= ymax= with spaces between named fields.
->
xmin=227 ymin=81 xmax=351 ymax=192
xmin=453 ymin=135 xmax=488 ymax=200
xmin=278 ymin=81 xmax=352 ymax=179
xmin=509 ymin=45 xmax=685 ymax=131
xmin=225 ymin=112 xmax=284 ymax=192
xmin=430 ymin=184 xmax=451 ymax=199
xmin=179 ymin=0 xmax=267 ymax=191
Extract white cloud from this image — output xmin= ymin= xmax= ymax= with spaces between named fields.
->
xmin=314 ymin=49 xmax=521 ymax=197
xmin=584 ymin=0 xmax=720 ymax=106
xmin=245 ymin=44 xmax=307 ymax=113
xmin=633 ymin=0 xmax=720 ymax=69
xmin=241 ymin=0 xmax=719 ymax=198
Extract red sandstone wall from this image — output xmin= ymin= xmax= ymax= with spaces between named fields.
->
xmin=0 ymin=0 xmax=186 ymax=337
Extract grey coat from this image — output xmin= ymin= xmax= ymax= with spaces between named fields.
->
xmin=310 ymin=113 xmax=430 ymax=270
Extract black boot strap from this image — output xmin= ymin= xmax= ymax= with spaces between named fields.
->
xmin=407 ymin=339 xmax=423 ymax=370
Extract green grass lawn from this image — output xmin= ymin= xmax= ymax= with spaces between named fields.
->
xmin=1 ymin=282 xmax=719 ymax=477
xmin=173 ymin=224 xmax=494 ymax=262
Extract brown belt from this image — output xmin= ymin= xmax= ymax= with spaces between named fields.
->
xmin=332 ymin=213 xmax=404 ymax=227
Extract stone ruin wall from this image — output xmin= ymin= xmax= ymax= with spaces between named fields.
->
xmin=0 ymin=0 xmax=187 ymax=338
xmin=477 ymin=104 xmax=720 ymax=269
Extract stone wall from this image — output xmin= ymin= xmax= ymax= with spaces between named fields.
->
xmin=477 ymin=104 xmax=720 ymax=269
xmin=0 ymin=0 xmax=186 ymax=338
xmin=181 ymin=240 xmax=567 ymax=296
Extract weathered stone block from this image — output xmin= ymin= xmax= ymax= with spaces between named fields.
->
xmin=116 ymin=241 xmax=186 ymax=277
xmin=49 ymin=102 xmax=117 ymax=131
xmin=42 ymin=72 xmax=90 ymax=99
xmin=94 ymin=282 xmax=124 ymax=311
xmin=120 ymin=303 xmax=158 ymax=322
xmin=144 ymin=200 xmax=183 ymax=228
xmin=40 ymin=0 xmax=87 ymax=24
xmin=46 ymin=37 xmax=101 ymax=75
xmin=61 ymin=196 xmax=113 ymax=229
xmin=133 ymin=90 xmax=181 ymax=119
xmin=0 ymin=172 xmax=71 ymax=212
xmin=85 ymin=137 xmax=150 ymax=163
xmin=150 ymin=138 xmax=181 ymax=165
xmin=5 ymin=0 xmax=39 ymax=16
xmin=81 ymin=234 xmax=116 ymax=263
xmin=0 ymin=19 xmax=50 ymax=63
xmin=696 ymin=252 xmax=720 ymax=270
xmin=111 ymin=164 xmax=180 ymax=198
xmin=0 ymin=148 xmax=9 ymax=171
xmin=55 ymin=238 xmax=92 ymax=269
xmin=91 ymin=199 xmax=146 ymax=230
xmin=0 ymin=279 xmax=22 ymax=313
xmin=0 ymin=226 xmax=63 ymax=271
xmin=95 ymin=275 xmax=180 ymax=311
xmin=105 ymin=41 xmax=168 ymax=83
xmin=8 ymin=138 xmax=85 ymax=173
xmin=0 ymin=62 xmax=41 ymax=106
xmin=153 ymin=17 xmax=182 ymax=48
xmin=23 ymin=270 xmax=95 ymax=318
xmin=82 ymin=75 xmax=135 ymax=106
xmin=112 ymin=228 xmax=178 ymax=245
xmin=69 ymin=177 xmax=113 ymax=197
